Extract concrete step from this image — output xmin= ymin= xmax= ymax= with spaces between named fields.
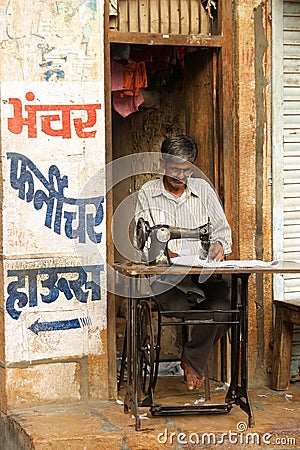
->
xmin=1 ymin=380 xmax=300 ymax=449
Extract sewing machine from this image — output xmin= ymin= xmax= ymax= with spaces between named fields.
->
xmin=136 ymin=217 xmax=211 ymax=265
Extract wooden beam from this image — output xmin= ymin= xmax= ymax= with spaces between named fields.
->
xmin=213 ymin=49 xmax=219 ymax=192
xmin=219 ymin=0 xmax=234 ymax=254
xmin=108 ymin=31 xmax=223 ymax=47
xmin=104 ymin=0 xmax=117 ymax=401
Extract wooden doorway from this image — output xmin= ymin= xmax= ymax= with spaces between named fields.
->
xmin=104 ymin=0 xmax=234 ymax=398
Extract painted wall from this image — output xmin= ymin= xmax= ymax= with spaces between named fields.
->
xmin=0 ymin=0 xmax=107 ymax=411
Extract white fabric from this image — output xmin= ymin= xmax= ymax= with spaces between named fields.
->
xmin=171 ymin=256 xmax=278 ymax=268
xmin=109 ymin=0 xmax=118 ymax=16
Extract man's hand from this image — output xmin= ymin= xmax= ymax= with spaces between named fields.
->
xmin=208 ymin=242 xmax=224 ymax=262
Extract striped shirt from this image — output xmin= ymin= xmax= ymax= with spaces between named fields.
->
xmin=135 ymin=177 xmax=232 ymax=259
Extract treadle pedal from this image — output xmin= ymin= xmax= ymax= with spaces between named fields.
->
xmin=150 ymin=403 xmax=232 ymax=416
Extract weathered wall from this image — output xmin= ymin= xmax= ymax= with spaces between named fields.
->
xmin=0 ymin=0 xmax=274 ymax=417
xmin=234 ymin=0 xmax=272 ymax=383
xmin=0 ymin=0 xmax=107 ymax=412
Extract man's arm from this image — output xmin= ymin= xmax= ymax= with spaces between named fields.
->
xmin=206 ymin=184 xmax=232 ymax=259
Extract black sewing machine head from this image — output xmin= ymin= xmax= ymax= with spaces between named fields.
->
xmin=136 ymin=217 xmax=211 ymax=266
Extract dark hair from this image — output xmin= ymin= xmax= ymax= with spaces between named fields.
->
xmin=161 ymin=135 xmax=198 ymax=163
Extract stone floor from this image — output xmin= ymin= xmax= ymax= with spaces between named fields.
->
xmin=1 ymin=377 xmax=300 ymax=450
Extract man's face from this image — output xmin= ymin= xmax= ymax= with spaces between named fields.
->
xmin=161 ymin=159 xmax=194 ymax=191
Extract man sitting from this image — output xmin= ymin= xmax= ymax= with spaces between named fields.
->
xmin=135 ymin=135 xmax=232 ymax=390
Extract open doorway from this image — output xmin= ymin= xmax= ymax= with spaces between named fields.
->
xmin=108 ymin=42 xmax=227 ymax=391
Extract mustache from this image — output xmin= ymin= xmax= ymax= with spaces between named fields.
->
xmin=170 ymin=176 xmax=188 ymax=183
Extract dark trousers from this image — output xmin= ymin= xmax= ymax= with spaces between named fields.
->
xmin=150 ymin=275 xmax=230 ymax=379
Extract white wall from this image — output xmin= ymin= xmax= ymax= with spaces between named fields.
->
xmin=272 ymin=0 xmax=300 ymax=377
xmin=0 ymin=0 xmax=108 ymax=407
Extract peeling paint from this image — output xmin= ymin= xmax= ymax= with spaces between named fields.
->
xmin=0 ymin=1 xmax=108 ymax=409
xmin=0 ymin=0 xmax=102 ymax=82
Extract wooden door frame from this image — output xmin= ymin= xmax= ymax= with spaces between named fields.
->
xmin=104 ymin=0 xmax=234 ymax=398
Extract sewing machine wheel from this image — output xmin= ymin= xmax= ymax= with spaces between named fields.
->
xmin=136 ymin=300 xmax=160 ymax=402
xmin=136 ymin=218 xmax=150 ymax=250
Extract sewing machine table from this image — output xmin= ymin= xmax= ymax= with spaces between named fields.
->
xmin=113 ymin=261 xmax=300 ymax=431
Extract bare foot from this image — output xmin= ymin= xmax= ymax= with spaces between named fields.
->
xmin=180 ymin=361 xmax=205 ymax=391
